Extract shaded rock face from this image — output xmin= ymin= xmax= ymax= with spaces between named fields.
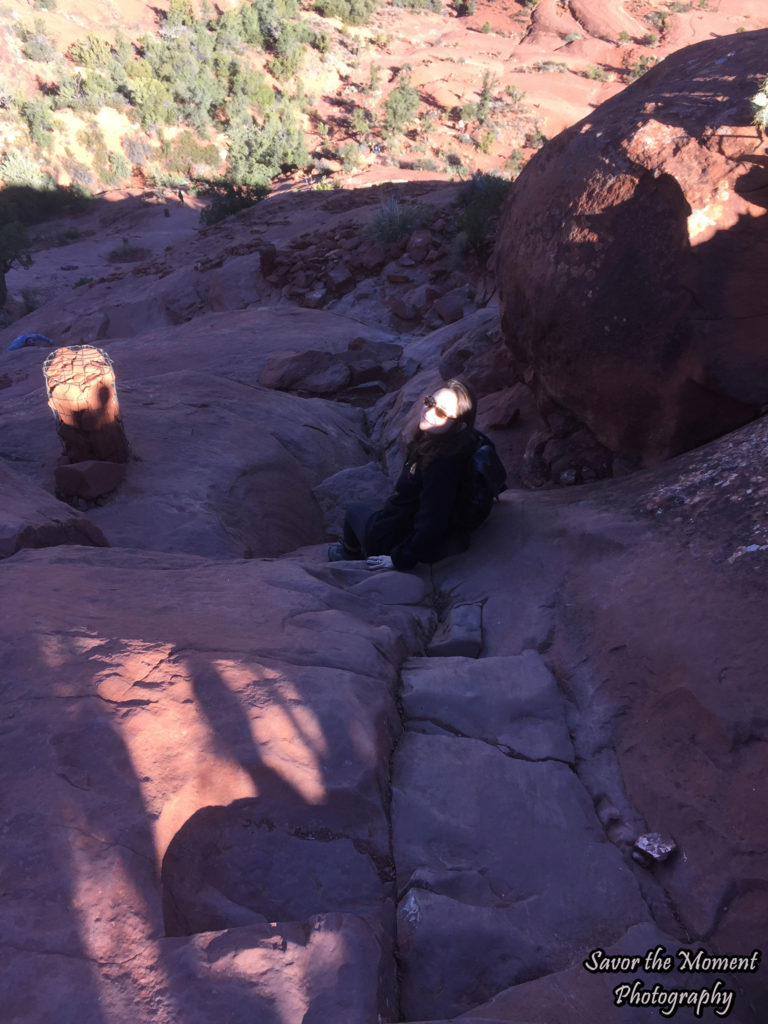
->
xmin=0 ymin=460 xmax=109 ymax=557
xmin=495 ymin=29 xmax=768 ymax=471
xmin=431 ymin=412 xmax=768 ymax=1023
xmin=0 ymin=547 xmax=428 ymax=1023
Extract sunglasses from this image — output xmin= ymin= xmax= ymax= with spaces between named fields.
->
xmin=424 ymin=395 xmax=451 ymax=420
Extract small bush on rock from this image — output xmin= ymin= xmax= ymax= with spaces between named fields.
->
xmin=364 ymin=197 xmax=430 ymax=243
xmin=384 ymin=76 xmax=420 ymax=134
xmin=751 ymin=77 xmax=768 ymax=130
xmin=314 ymin=0 xmax=378 ymax=25
xmin=18 ymin=20 xmax=58 ymax=63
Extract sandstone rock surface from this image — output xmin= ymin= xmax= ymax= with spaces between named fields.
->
xmin=496 ymin=29 xmax=768 ymax=469
xmin=0 ymin=459 xmax=108 ymax=557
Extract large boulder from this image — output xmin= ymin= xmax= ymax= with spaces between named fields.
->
xmin=495 ymin=29 xmax=768 ymax=469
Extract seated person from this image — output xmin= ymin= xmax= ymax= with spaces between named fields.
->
xmin=328 ymin=378 xmax=480 ymax=572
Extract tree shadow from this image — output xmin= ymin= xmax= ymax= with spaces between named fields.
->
xmin=0 ymin=545 xmax=402 ymax=1021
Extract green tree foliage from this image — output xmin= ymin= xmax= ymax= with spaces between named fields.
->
xmin=138 ymin=25 xmax=225 ymax=129
xmin=392 ymin=0 xmax=441 ymax=9
xmin=68 ymin=33 xmax=112 ymax=69
xmin=0 ymin=220 xmax=31 ymax=307
xmin=0 ymin=151 xmax=52 ymax=189
xmin=451 ymin=171 xmax=511 ymax=263
xmin=267 ymin=21 xmax=306 ymax=80
xmin=166 ymin=0 xmax=196 ymax=27
xmin=54 ymin=70 xmax=124 ymax=113
xmin=349 ymin=105 xmax=371 ymax=137
xmin=125 ymin=69 xmax=178 ymax=129
xmin=19 ymin=97 xmax=55 ymax=148
xmin=199 ymin=182 xmax=270 ymax=225
xmin=18 ymin=19 xmax=58 ymax=62
xmin=384 ymin=76 xmax=420 ymax=134
xmin=226 ymin=104 xmax=309 ymax=185
xmin=314 ymin=0 xmax=379 ymax=25
xmin=751 ymin=77 xmax=768 ymax=130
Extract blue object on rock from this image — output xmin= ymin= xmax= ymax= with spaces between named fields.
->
xmin=8 ymin=333 xmax=53 ymax=351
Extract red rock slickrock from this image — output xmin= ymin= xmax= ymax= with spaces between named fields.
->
xmin=496 ymin=29 xmax=768 ymax=470
xmin=2 ymin=10 xmax=768 ymax=1024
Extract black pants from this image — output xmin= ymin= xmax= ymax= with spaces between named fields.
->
xmin=343 ymin=502 xmax=376 ymax=557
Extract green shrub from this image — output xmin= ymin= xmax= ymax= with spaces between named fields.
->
xmin=563 ymin=32 xmax=581 ymax=43
xmin=227 ymin=62 xmax=274 ymax=117
xmin=645 ymin=11 xmax=668 ymax=30
xmin=392 ymin=0 xmax=441 ymax=9
xmin=337 ymin=140 xmax=363 ymax=171
xmin=505 ymin=84 xmax=525 ymax=105
xmin=480 ymin=21 xmax=491 ymax=32
xmin=103 ymin=151 xmax=131 ymax=184
xmin=267 ymin=22 xmax=306 ymax=80
xmin=641 ymin=32 xmax=659 ymax=46
xmin=751 ymin=78 xmax=768 ymax=130
xmin=19 ymin=97 xmax=54 ymax=148
xmin=349 ymin=106 xmax=371 ymax=137
xmin=505 ymin=148 xmax=525 ymax=177
xmin=524 ymin=128 xmax=546 ymax=149
xmin=0 ymin=150 xmax=51 ymax=189
xmin=384 ymin=77 xmax=420 ymax=134
xmin=453 ymin=0 xmax=475 ymax=14
xmin=121 ymin=134 xmax=155 ymax=166
xmin=584 ymin=65 xmax=610 ymax=81
xmin=34 ymin=0 xmax=57 ymax=8
xmin=199 ymin=182 xmax=270 ymax=224
xmin=477 ymin=70 xmax=496 ymax=121
xmin=18 ymin=20 xmax=58 ymax=62
xmin=474 ymin=129 xmax=496 ymax=154
xmin=628 ymin=54 xmax=657 ymax=80
xmin=226 ymin=104 xmax=309 ymax=184
xmin=363 ymin=197 xmax=430 ymax=243
xmin=451 ymin=171 xmax=510 ymax=262
xmin=68 ymin=34 xmax=112 ymax=68
xmin=314 ymin=0 xmax=378 ymax=25
xmin=55 ymin=70 xmax=123 ymax=113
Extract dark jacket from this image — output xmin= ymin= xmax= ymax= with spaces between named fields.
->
xmin=365 ymin=437 xmax=475 ymax=571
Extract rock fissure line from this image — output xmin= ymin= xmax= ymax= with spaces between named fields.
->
xmin=386 ymin=572 xmax=448 ymax=1023
xmin=543 ymin=658 xmax=697 ymax=948
xmin=58 ymin=823 xmax=155 ymax=865
xmin=0 ymin=942 xmax=144 ymax=968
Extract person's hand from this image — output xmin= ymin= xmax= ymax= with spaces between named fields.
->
xmin=366 ymin=555 xmax=394 ymax=571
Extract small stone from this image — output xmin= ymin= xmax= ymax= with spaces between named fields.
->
xmin=433 ymin=288 xmax=467 ymax=325
xmin=358 ymin=244 xmax=387 ymax=271
xmin=633 ymin=832 xmax=677 ymax=864
xmin=325 ymin=263 xmax=354 ymax=293
xmin=407 ymin=229 xmax=434 ymax=263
